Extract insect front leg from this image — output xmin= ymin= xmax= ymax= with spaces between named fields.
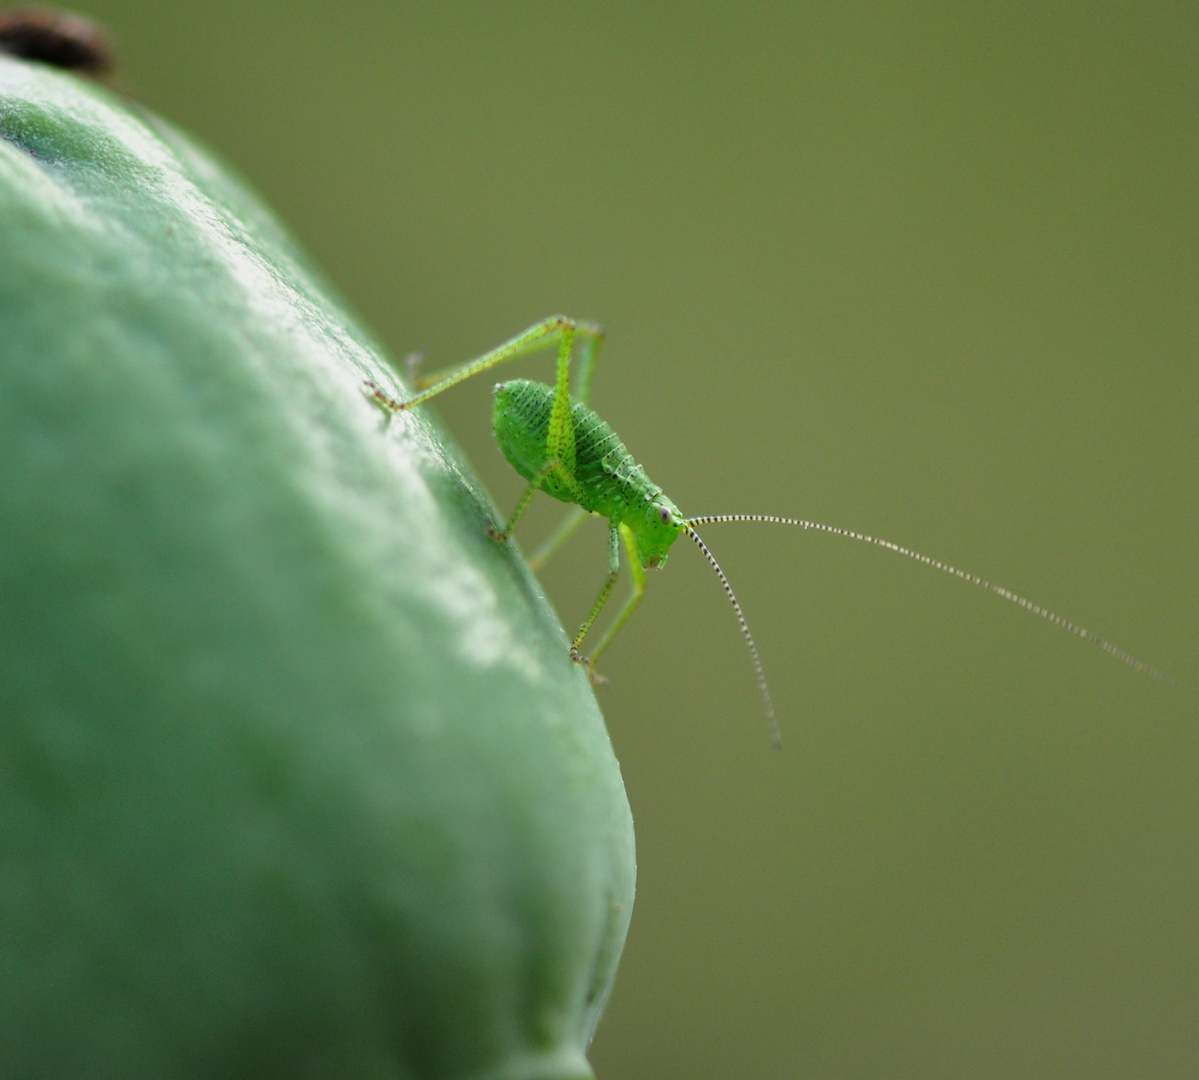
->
xmin=585 ymin=524 xmax=647 ymax=669
xmin=569 ymin=521 xmax=623 ymax=681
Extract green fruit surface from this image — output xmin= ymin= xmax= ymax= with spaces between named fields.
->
xmin=0 ymin=56 xmax=633 ymax=1080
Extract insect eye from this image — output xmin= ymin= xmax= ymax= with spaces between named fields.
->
xmin=656 ymin=505 xmax=673 ymax=525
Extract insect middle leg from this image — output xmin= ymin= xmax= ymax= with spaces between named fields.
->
xmin=488 ymin=477 xmax=544 ymax=543
xmin=488 ymin=452 xmax=588 ymax=544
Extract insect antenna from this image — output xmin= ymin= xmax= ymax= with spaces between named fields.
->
xmin=682 ymin=523 xmax=782 ymax=749
xmin=685 ymin=514 xmax=1174 ymax=686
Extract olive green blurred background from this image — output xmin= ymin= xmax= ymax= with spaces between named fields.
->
xmin=60 ymin=3 xmax=1196 ymax=1076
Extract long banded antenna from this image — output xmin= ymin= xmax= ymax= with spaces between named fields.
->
xmin=686 ymin=514 xmax=1174 ymax=686
xmin=683 ymin=524 xmax=783 ymax=749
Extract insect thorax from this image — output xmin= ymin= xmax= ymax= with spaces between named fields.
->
xmin=492 ymin=379 xmax=663 ymax=522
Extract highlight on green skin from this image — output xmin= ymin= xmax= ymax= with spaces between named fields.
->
xmin=366 ymin=316 xmax=1174 ymax=748
xmin=0 ymin=51 xmax=634 ymax=1080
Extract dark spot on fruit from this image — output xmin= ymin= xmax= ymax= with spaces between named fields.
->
xmin=0 ymin=7 xmax=115 ymax=75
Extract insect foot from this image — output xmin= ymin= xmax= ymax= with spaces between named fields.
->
xmin=570 ymin=649 xmax=611 ymax=687
xmin=362 ymin=379 xmax=406 ymax=412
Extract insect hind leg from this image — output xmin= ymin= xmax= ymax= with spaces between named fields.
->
xmin=369 ymin=316 xmax=605 ymax=412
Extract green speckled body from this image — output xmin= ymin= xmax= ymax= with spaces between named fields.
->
xmin=494 ymin=379 xmax=684 ymax=568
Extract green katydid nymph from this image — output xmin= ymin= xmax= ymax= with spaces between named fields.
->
xmin=365 ymin=316 xmax=1172 ymax=747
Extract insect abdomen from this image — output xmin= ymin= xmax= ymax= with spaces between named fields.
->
xmin=492 ymin=380 xmax=658 ymax=519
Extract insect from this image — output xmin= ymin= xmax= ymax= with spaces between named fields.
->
xmin=365 ymin=316 xmax=1172 ymax=746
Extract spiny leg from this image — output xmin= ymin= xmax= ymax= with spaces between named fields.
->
xmin=534 ymin=325 xmax=590 ymax=512
xmin=570 ymin=521 xmax=623 ymax=677
xmin=370 ymin=316 xmax=590 ymax=516
xmin=539 ymin=321 xmax=577 ymax=464
xmin=367 ymin=317 xmax=597 ymax=549
xmin=487 ymin=445 xmax=589 ymax=541
xmin=586 ymin=524 xmax=648 ymax=668
xmin=365 ymin=316 xmax=605 ymax=412
xmin=488 ymin=477 xmax=545 ymax=543
xmin=374 ymin=316 xmax=568 ymax=411
xmin=570 ymin=323 xmax=605 ymax=407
